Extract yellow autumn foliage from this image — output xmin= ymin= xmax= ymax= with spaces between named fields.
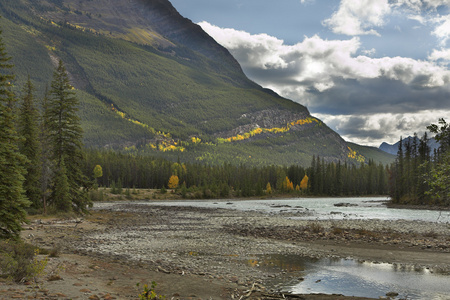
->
xmin=168 ymin=175 xmax=179 ymax=189
xmin=300 ymin=174 xmax=309 ymax=190
xmin=218 ymin=118 xmax=320 ymax=143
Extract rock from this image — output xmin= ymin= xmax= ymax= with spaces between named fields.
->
xmin=157 ymin=266 xmax=170 ymax=274
xmin=334 ymin=202 xmax=358 ymax=207
xmin=386 ymin=291 xmax=399 ymax=297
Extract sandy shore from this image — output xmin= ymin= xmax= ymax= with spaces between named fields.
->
xmin=1 ymin=202 xmax=449 ymax=299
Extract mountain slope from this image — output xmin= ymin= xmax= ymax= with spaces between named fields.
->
xmin=0 ymin=0 xmax=367 ymax=166
xmin=379 ymin=136 xmax=440 ymax=156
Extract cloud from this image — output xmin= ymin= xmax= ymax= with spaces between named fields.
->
xmin=315 ymin=110 xmax=450 ymax=146
xmin=199 ymin=21 xmax=450 ymax=144
xmin=199 ymin=21 xmax=450 ymax=91
xmin=429 ymin=48 xmax=450 ymax=62
xmin=394 ymin=0 xmax=448 ymax=11
xmin=322 ymin=0 xmax=391 ymax=36
xmin=433 ymin=15 xmax=450 ymax=45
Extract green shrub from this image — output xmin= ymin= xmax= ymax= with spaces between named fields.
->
xmin=137 ymin=281 xmax=165 ymax=300
xmin=0 ymin=240 xmax=47 ymax=282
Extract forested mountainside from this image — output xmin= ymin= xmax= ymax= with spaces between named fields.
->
xmin=0 ymin=0 xmax=393 ymax=166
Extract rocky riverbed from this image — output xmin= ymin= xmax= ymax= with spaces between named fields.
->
xmin=2 ymin=202 xmax=449 ymax=299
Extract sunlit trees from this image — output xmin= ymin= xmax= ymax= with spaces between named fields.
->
xmin=300 ymin=175 xmax=309 ymax=191
xmin=168 ymin=175 xmax=179 ymax=189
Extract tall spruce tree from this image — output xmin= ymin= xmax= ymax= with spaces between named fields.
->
xmin=18 ymin=76 xmax=41 ymax=210
xmin=46 ymin=60 xmax=90 ymax=212
xmin=0 ymin=28 xmax=30 ymax=238
xmin=39 ymin=86 xmax=53 ymax=214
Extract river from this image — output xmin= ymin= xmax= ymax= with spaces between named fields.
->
xmin=94 ymin=197 xmax=450 ymax=299
xmin=144 ymin=196 xmax=450 ymax=223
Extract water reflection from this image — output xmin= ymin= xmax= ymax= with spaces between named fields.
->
xmin=246 ymin=254 xmax=450 ymax=300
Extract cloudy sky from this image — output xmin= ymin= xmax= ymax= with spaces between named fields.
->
xmin=170 ymin=0 xmax=450 ymax=146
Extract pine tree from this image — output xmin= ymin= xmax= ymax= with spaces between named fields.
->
xmin=39 ymin=86 xmax=53 ymax=214
xmin=0 ymin=28 xmax=30 ymax=238
xmin=46 ymin=60 xmax=90 ymax=212
xmin=18 ymin=76 xmax=41 ymax=209
xmin=52 ymin=158 xmax=72 ymax=212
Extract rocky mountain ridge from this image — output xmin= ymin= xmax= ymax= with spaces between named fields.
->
xmin=0 ymin=0 xmax=393 ymax=165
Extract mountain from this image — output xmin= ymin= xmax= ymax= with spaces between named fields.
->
xmin=347 ymin=142 xmax=395 ymax=166
xmin=379 ymin=136 xmax=440 ymax=156
xmin=0 ymin=0 xmax=391 ymax=166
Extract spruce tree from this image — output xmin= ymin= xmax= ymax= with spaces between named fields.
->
xmin=46 ymin=60 xmax=90 ymax=212
xmin=52 ymin=158 xmax=72 ymax=212
xmin=18 ymin=76 xmax=41 ymax=210
xmin=39 ymin=87 xmax=53 ymax=214
xmin=0 ymin=28 xmax=30 ymax=238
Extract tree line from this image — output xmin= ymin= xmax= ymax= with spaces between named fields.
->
xmin=0 ymin=27 xmax=89 ymax=239
xmin=389 ymin=119 xmax=450 ymax=206
xmin=83 ymin=149 xmax=390 ymax=198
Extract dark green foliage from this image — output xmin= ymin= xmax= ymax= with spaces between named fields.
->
xmin=425 ymin=119 xmax=450 ymax=205
xmin=0 ymin=28 xmax=30 ymax=239
xmin=18 ymin=76 xmax=42 ymax=209
xmin=46 ymin=60 xmax=90 ymax=212
xmin=390 ymin=119 xmax=450 ymax=206
xmin=39 ymin=87 xmax=53 ymax=214
xmin=83 ymin=149 xmax=390 ymax=198
xmin=52 ymin=158 xmax=71 ymax=212
xmin=307 ymin=156 xmax=388 ymax=196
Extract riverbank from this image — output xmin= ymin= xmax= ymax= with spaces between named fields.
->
xmin=2 ymin=202 xmax=449 ymax=299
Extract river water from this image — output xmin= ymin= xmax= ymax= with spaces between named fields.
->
xmin=145 ymin=197 xmax=450 ymax=223
xmin=95 ymin=197 xmax=450 ymax=299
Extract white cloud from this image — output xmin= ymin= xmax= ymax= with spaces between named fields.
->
xmin=315 ymin=110 xmax=450 ymax=146
xmin=362 ymin=48 xmax=377 ymax=56
xmin=199 ymin=21 xmax=450 ymax=93
xmin=322 ymin=0 xmax=391 ymax=36
xmin=433 ymin=15 xmax=450 ymax=45
xmin=429 ymin=48 xmax=450 ymax=62
xmin=199 ymin=21 xmax=450 ymax=144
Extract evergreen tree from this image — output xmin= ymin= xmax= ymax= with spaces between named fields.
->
xmin=46 ymin=60 xmax=90 ymax=212
xmin=18 ymin=76 xmax=41 ymax=209
xmin=52 ymin=158 xmax=72 ymax=212
xmin=39 ymin=86 xmax=53 ymax=214
xmin=426 ymin=119 xmax=450 ymax=205
xmin=0 ymin=28 xmax=30 ymax=238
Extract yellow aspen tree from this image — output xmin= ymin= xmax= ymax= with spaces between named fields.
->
xmin=283 ymin=176 xmax=294 ymax=191
xmin=300 ymin=174 xmax=309 ymax=191
xmin=287 ymin=177 xmax=294 ymax=191
xmin=266 ymin=182 xmax=272 ymax=194
xmin=168 ymin=175 xmax=179 ymax=189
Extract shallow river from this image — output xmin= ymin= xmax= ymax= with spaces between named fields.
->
xmin=145 ymin=196 xmax=450 ymax=223
xmin=95 ymin=198 xmax=450 ymax=299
